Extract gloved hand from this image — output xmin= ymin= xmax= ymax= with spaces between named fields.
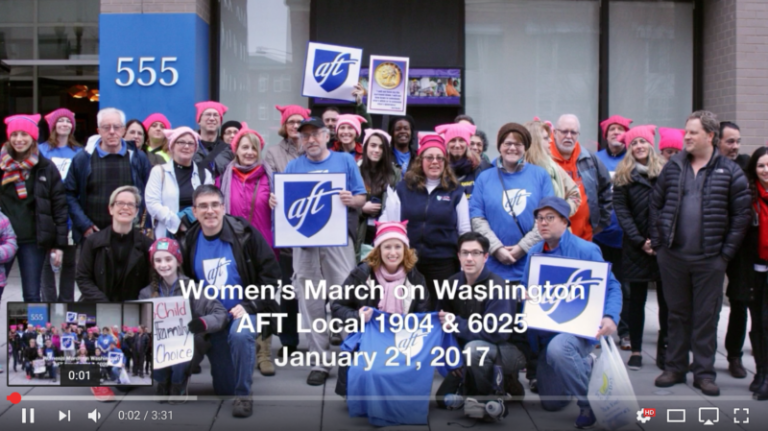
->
xmin=178 ymin=206 xmax=197 ymax=224
xmin=187 ymin=318 xmax=207 ymax=335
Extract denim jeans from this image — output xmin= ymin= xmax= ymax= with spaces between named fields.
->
xmin=153 ymin=362 xmax=190 ymax=385
xmin=537 ymin=334 xmax=595 ymax=411
xmin=206 ymin=314 xmax=258 ymax=396
xmin=41 ymin=244 xmax=77 ymax=302
xmin=4 ymin=243 xmax=48 ymax=302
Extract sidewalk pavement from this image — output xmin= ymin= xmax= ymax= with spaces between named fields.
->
xmin=0 ymin=266 xmax=765 ymax=430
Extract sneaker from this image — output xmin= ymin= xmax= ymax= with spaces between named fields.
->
xmin=330 ymin=333 xmax=343 ymax=346
xmin=90 ymin=386 xmax=116 ymax=402
xmin=574 ymin=407 xmax=596 ymax=429
xmin=232 ymin=397 xmax=253 ymax=418
xmin=627 ymin=355 xmax=642 ymax=370
xmin=620 ymin=337 xmax=631 ymax=351
xmin=307 ymin=370 xmax=328 ymax=386
xmin=463 ymin=397 xmax=485 ymax=419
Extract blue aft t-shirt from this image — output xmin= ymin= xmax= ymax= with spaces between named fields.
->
xmin=285 ymin=151 xmax=366 ymax=195
xmin=469 ymin=163 xmax=555 ymax=281
xmin=193 ymin=231 xmax=243 ymax=311
xmin=342 ymin=311 xmax=461 ymax=426
xmin=96 ymin=334 xmax=115 ymax=352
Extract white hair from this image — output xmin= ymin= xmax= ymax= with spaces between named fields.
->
xmin=556 ymin=114 xmax=581 ymax=131
xmin=97 ymin=107 xmax=126 ymax=126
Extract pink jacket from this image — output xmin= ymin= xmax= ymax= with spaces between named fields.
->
xmin=216 ymin=165 xmax=276 ymax=256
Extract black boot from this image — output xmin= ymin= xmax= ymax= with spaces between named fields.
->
xmin=755 ymin=377 xmax=768 ymax=400
xmin=656 ymin=332 xmax=667 ymax=371
xmin=751 ymin=332 xmax=767 ymax=393
xmin=751 ymin=367 xmax=766 ymax=393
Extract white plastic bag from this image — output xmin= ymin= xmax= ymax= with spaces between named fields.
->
xmin=587 ymin=336 xmax=639 ymax=430
xmin=118 ymin=367 xmax=132 ymax=384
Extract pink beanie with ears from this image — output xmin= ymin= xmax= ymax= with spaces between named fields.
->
xmin=435 ymin=123 xmax=476 ymax=146
xmin=163 ymin=127 xmax=201 ymax=152
xmin=194 ymin=101 xmax=228 ymax=122
xmin=363 ymin=129 xmax=392 ymax=146
xmin=373 ymin=221 xmax=410 ymax=248
xmin=600 ymin=115 xmax=633 ymax=138
xmin=335 ymin=114 xmax=367 ymax=137
xmin=142 ymin=113 xmax=171 ymax=131
xmin=230 ymin=122 xmax=266 ymax=152
xmin=45 ymin=108 xmax=76 ymax=133
xmin=417 ymin=134 xmax=446 ymax=156
xmin=658 ymin=127 xmax=685 ymax=151
xmin=275 ymin=105 xmax=311 ymax=125
xmin=618 ymin=124 xmax=656 ymax=149
xmin=5 ymin=114 xmax=41 ymax=141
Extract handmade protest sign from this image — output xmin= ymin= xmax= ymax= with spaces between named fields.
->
xmin=367 ymin=55 xmax=409 ymax=115
xmin=273 ymin=173 xmax=348 ymax=247
xmin=302 ymin=42 xmax=363 ymax=101
xmin=151 ymin=297 xmax=193 ymax=369
xmin=523 ymin=254 xmax=608 ymax=340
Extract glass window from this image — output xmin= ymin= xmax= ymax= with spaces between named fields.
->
xmin=466 ymin=0 xmax=600 ymax=157
xmin=38 ymin=25 xmax=99 ymax=60
xmin=96 ymin=304 xmax=122 ymax=332
xmin=38 ymin=0 xmax=100 ymax=23
xmin=220 ymin=0 xmax=309 ymax=147
xmin=609 ymin=1 xmax=693 ymax=131
xmin=0 ymin=0 xmax=34 ymax=24
xmin=123 ymin=303 xmax=140 ymax=328
xmin=0 ymin=27 xmax=35 ymax=59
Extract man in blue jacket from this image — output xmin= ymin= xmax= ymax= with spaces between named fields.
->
xmin=64 ymin=107 xmax=151 ymax=244
xmin=521 ymin=197 xmax=622 ymax=429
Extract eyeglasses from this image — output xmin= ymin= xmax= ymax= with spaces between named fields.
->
xmin=535 ymin=214 xmax=558 ymax=223
xmin=555 ymin=129 xmax=580 ymax=137
xmin=286 ymin=120 xmax=303 ymax=126
xmin=459 ymin=250 xmax=485 ymax=258
xmin=174 ymin=141 xmax=196 ymax=148
xmin=112 ymin=201 xmax=137 ymax=209
xmin=300 ymin=130 xmax=324 ymax=140
xmin=423 ymin=155 xmax=446 ymax=163
xmin=100 ymin=124 xmax=125 ymax=132
xmin=500 ymin=141 xmax=525 ymax=149
xmin=195 ymin=202 xmax=222 ymax=211
xmin=202 ymin=112 xmax=220 ymax=119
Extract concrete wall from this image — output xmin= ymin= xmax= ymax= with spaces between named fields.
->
xmin=100 ymin=0 xmax=210 ymax=24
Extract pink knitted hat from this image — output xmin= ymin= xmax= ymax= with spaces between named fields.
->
xmin=275 ymin=104 xmax=311 ymax=125
xmin=142 ymin=113 xmax=171 ymax=131
xmin=335 ymin=114 xmax=367 ymax=137
xmin=230 ymin=122 xmax=266 ymax=152
xmin=435 ymin=123 xmax=476 ymax=146
xmin=658 ymin=127 xmax=685 ymax=151
xmin=533 ymin=116 xmax=553 ymax=131
xmin=4 ymin=114 xmax=41 ymax=141
xmin=600 ymin=115 xmax=633 ymax=138
xmin=163 ymin=126 xmax=201 ymax=152
xmin=373 ymin=221 xmax=410 ymax=248
xmin=195 ymin=101 xmax=228 ymax=122
xmin=417 ymin=134 xmax=446 ymax=156
xmin=618 ymin=124 xmax=656 ymax=149
xmin=363 ymin=129 xmax=392 ymax=146
xmin=45 ymin=108 xmax=76 ymax=133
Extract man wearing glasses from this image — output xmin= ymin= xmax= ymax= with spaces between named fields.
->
xmin=549 ymin=114 xmax=612 ymax=242
xmin=436 ymin=231 xmax=526 ymax=417
xmin=270 ymin=117 xmax=366 ymax=386
xmin=65 ymin=107 xmax=152 ymax=245
xmin=193 ymin=101 xmax=235 ymax=177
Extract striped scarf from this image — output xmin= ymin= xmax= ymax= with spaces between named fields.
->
xmin=0 ymin=148 xmax=38 ymax=199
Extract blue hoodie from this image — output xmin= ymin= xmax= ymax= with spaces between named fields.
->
xmin=521 ymin=229 xmax=623 ymax=352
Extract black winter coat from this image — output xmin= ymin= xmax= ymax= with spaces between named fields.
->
xmin=726 ymin=158 xmax=757 ymax=301
xmin=331 ymin=262 xmax=431 ymax=321
xmin=613 ymin=168 xmax=660 ymax=282
xmin=76 ymin=226 xmax=154 ymax=302
xmin=649 ymin=150 xmax=752 ymax=261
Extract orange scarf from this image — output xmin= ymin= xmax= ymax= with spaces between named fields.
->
xmin=549 ymin=138 xmax=592 ymax=241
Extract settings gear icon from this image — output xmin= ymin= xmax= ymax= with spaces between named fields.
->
xmin=637 ymin=410 xmax=651 ymax=423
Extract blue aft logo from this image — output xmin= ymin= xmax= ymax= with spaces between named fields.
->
xmin=313 ymin=49 xmax=357 ymax=92
xmin=538 ymin=265 xmax=603 ymax=324
xmin=285 ymin=181 xmax=342 ymax=237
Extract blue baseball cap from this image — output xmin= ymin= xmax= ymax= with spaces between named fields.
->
xmin=533 ymin=196 xmax=570 ymax=225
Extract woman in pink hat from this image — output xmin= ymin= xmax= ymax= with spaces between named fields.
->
xmin=331 ymin=220 xmax=430 ymax=398
xmin=381 ymin=134 xmax=471 ymax=308
xmin=141 ymin=113 xmax=172 ymax=166
xmin=145 ymin=127 xmax=214 ymax=239
xmin=435 ymin=122 xmax=491 ymax=199
xmin=1 ymin=114 xmax=69 ymax=303
xmin=612 ymin=125 xmax=667 ymax=371
xmin=355 ymin=129 xmax=401 ymax=261
xmin=331 ymin=114 xmax=367 ymax=161
xmin=39 ymin=108 xmax=82 ymax=304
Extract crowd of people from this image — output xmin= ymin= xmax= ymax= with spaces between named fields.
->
xmin=0 ymin=91 xmax=760 ymax=427
xmin=7 ymin=322 xmax=151 ymax=384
